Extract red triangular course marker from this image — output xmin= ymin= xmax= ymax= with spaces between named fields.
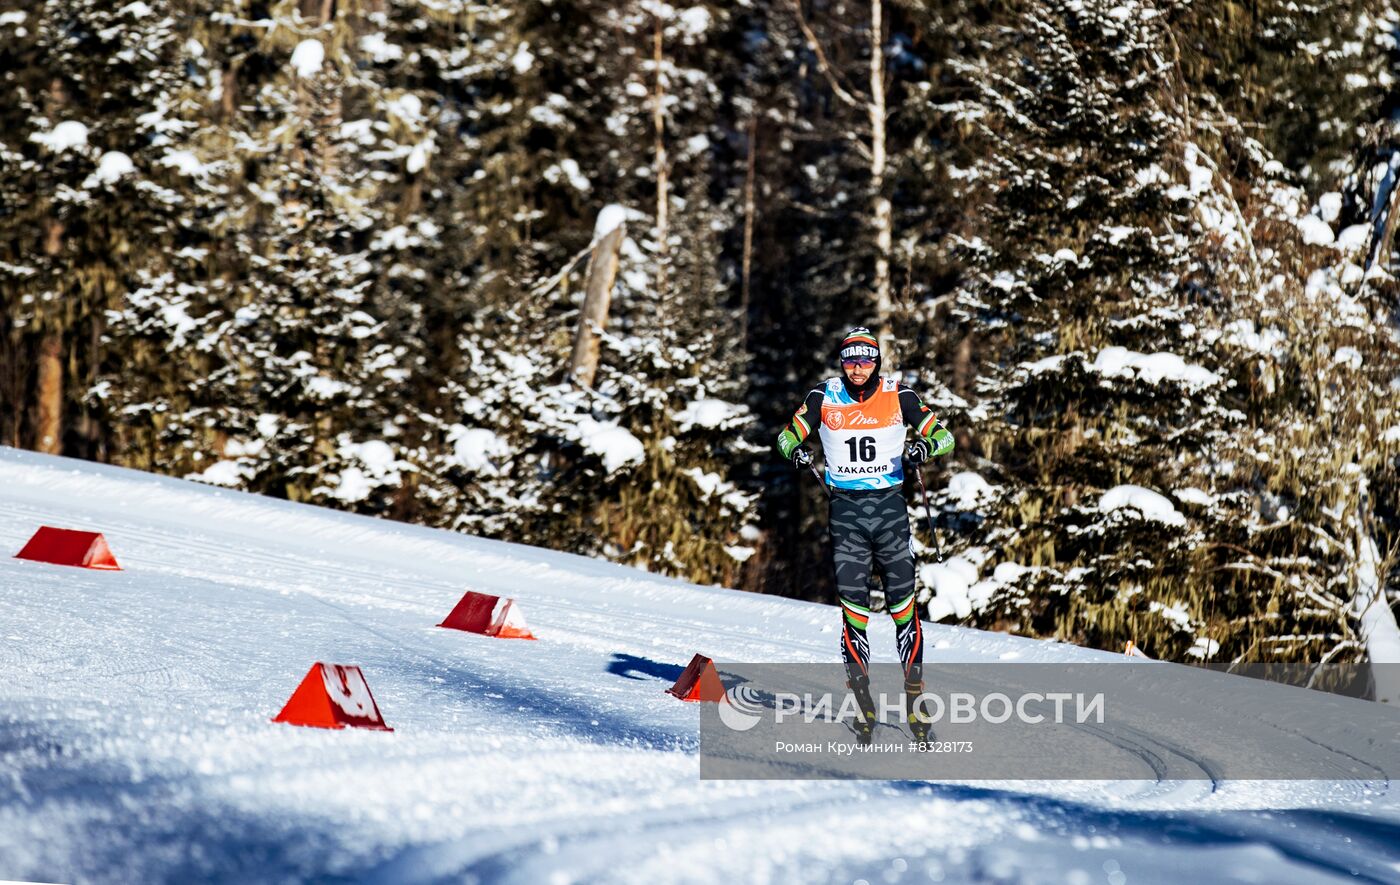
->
xmin=667 ymin=653 xmax=725 ymax=702
xmin=437 ymin=591 xmax=537 ymax=640
xmin=14 ymin=526 xmax=121 ymax=570
xmin=272 ymin=663 xmax=393 ymax=731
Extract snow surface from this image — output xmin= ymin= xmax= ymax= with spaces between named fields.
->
xmin=1019 ymin=349 xmax=1218 ymax=391
xmin=1298 ymin=214 xmax=1336 ymax=247
xmin=1222 ymin=319 xmax=1286 ymax=357
xmin=1099 ymin=485 xmax=1187 ymax=527
xmin=1174 ymin=487 xmax=1217 ymax=507
xmin=1092 ymin=347 xmax=1219 ymax=391
xmin=594 ymin=204 xmax=628 ymax=239
xmin=328 ymin=440 xmax=404 ymax=505
xmin=676 ymin=6 xmax=712 ymax=36
xmin=1318 ymin=192 xmax=1343 ymax=223
xmin=447 ymin=425 xmax=508 ymax=473
xmin=682 ymin=467 xmax=750 ymax=516
xmin=1187 ymin=637 xmax=1221 ymax=660
xmin=1334 ymin=346 xmax=1364 ymax=370
xmin=922 ymin=555 xmax=981 ymax=621
xmin=359 ymin=32 xmax=404 ymax=64
xmin=385 ymin=93 xmax=424 ymax=127
xmin=511 ymin=42 xmax=535 ymax=75
xmin=575 ymin=418 xmax=645 ymax=473
xmin=1020 ymin=355 xmax=1067 ymax=376
xmin=406 ymin=139 xmax=432 ymax=175
xmin=30 ymin=120 xmax=89 ymax=153
xmin=158 ymin=149 xmax=213 ymax=178
xmin=545 ymin=158 xmax=590 ymax=193
xmin=188 ymin=459 xmax=246 ymax=487
xmin=1337 ymin=223 xmax=1371 ymax=252
xmin=674 ymin=398 xmax=745 ymax=432
xmin=83 ymin=151 xmax=135 ymax=188
xmin=0 ymin=448 xmax=1397 ymax=884
xmin=290 ymin=39 xmax=325 ymax=78
xmin=946 ymin=471 xmax=995 ymax=511
xmin=1354 ymin=523 xmax=1400 ymax=702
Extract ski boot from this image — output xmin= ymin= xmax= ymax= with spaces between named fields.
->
xmin=905 ymin=678 xmax=935 ymax=745
xmin=846 ymin=674 xmax=878 ymax=745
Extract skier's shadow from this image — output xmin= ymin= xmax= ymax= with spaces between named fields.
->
xmin=605 ymin=653 xmax=685 ymax=683
xmin=606 ymin=654 xmax=777 ymax=706
xmin=877 ymin=780 xmax=1400 ymax=882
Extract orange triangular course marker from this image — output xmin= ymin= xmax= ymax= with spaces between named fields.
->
xmin=14 ymin=526 xmax=122 ymax=570
xmin=272 ymin=663 xmax=393 ymax=731
xmin=666 ymin=653 xmax=725 ymax=702
xmin=437 ymin=591 xmax=537 ymax=640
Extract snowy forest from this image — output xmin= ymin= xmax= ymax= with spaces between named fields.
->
xmin=3 ymin=0 xmax=1400 ymax=668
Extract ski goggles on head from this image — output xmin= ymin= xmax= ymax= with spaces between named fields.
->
xmin=841 ymin=357 xmax=876 ymax=369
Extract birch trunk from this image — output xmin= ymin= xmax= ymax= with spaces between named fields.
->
xmin=1366 ymin=155 xmax=1400 ymax=274
xmin=869 ymin=0 xmax=894 ymax=360
xmin=741 ymin=117 xmax=758 ymax=350
xmin=1354 ymin=489 xmax=1400 ymax=704
xmin=569 ymin=222 xmax=627 ymax=387
xmin=652 ymin=15 xmax=670 ymax=304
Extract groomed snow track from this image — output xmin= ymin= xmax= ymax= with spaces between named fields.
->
xmin=0 ymin=448 xmax=1397 ymax=884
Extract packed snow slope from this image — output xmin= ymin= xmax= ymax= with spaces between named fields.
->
xmin=0 ymin=447 xmax=1397 ymax=885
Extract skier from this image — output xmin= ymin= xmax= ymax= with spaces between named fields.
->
xmin=776 ymin=327 xmax=954 ymax=744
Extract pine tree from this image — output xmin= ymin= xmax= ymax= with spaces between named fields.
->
xmin=1170 ymin=0 xmax=1400 ymax=186
xmin=0 ymin=0 xmax=191 ymax=459
xmin=584 ymin=1 xmax=760 ymax=584
xmin=1178 ymin=133 xmax=1400 ymax=665
xmin=394 ymin=0 xmax=759 ymax=583
xmin=938 ymin=0 xmax=1244 ymax=655
xmin=2 ymin=0 xmax=1395 ymax=644
xmin=100 ymin=2 xmax=427 ymax=513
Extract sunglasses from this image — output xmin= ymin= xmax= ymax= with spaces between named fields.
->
xmin=841 ymin=357 xmax=876 ymax=369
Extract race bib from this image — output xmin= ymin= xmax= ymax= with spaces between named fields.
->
xmin=818 ymin=377 xmax=906 ymax=488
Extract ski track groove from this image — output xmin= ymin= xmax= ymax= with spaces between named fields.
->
xmin=2 ymin=453 xmax=1398 ymax=884
xmin=0 ymin=501 xmax=1282 ymax=804
xmin=107 ymin=538 xmax=1252 ymax=802
xmin=11 ymin=506 xmax=832 ymax=664
xmin=3 ymin=497 xmax=834 ymax=669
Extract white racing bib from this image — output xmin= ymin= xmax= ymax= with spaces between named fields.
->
xmin=817 ymin=376 xmax=906 ymax=490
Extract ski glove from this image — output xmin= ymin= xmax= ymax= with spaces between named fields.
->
xmin=791 ymin=447 xmax=814 ymax=470
xmin=906 ymin=439 xmax=931 ymax=464
xmin=908 ymin=425 xmax=954 ymax=463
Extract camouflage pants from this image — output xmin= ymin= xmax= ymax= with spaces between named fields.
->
xmin=829 ymin=486 xmax=922 ymax=684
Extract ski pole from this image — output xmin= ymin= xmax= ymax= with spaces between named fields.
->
xmin=912 ymin=462 xmax=944 ymax=562
xmin=808 ymin=462 xmax=831 ymax=498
